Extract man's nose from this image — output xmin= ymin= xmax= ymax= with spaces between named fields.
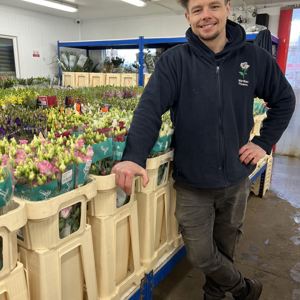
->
xmin=201 ymin=7 xmax=212 ymax=19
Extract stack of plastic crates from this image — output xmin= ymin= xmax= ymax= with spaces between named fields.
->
xmin=135 ymin=150 xmax=175 ymax=272
xmin=0 ymin=201 xmax=29 ymax=300
xmin=87 ymin=174 xmax=144 ymax=299
xmin=15 ymin=180 xmax=98 ymax=300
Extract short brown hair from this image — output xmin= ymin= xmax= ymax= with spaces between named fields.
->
xmin=178 ymin=0 xmax=229 ymax=9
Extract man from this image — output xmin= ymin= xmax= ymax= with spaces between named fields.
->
xmin=112 ymin=0 xmax=295 ymax=299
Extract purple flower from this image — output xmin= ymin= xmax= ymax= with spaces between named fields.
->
xmin=15 ymin=118 xmax=21 ymax=126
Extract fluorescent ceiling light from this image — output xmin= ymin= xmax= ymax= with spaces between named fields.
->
xmin=120 ymin=0 xmax=146 ymax=7
xmin=21 ymin=0 xmax=78 ymax=12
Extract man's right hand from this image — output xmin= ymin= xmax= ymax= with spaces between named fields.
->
xmin=111 ymin=161 xmax=149 ymax=195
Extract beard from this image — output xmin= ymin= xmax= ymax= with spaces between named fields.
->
xmin=198 ymin=31 xmax=220 ymax=42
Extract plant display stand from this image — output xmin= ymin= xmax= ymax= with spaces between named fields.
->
xmin=62 ymin=72 xmax=75 ymax=87
xmin=250 ymin=113 xmax=267 ymax=139
xmin=121 ymin=74 xmax=138 ymax=87
xmin=136 ymin=151 xmax=173 ymax=194
xmin=88 ymin=174 xmax=143 ymax=300
xmin=89 ymin=73 xmax=105 ymax=87
xmin=0 ymin=262 xmax=30 ymax=300
xmin=251 ymin=155 xmax=273 ymax=197
xmin=136 ymin=185 xmax=172 ymax=272
xmin=0 ymin=201 xmax=27 ymax=279
xmin=105 ymin=73 xmax=121 ymax=86
xmin=168 ymin=179 xmax=183 ymax=249
xmin=144 ymin=73 xmax=151 ymax=87
xmin=19 ymin=224 xmax=97 ymax=300
xmin=15 ymin=180 xmax=96 ymax=250
xmin=75 ymin=72 xmax=89 ymax=88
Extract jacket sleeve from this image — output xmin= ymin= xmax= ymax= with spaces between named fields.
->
xmin=251 ymin=48 xmax=295 ymax=154
xmin=122 ymin=52 xmax=178 ymax=167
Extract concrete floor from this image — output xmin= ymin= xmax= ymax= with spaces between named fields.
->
xmin=153 ymin=154 xmax=300 ymax=300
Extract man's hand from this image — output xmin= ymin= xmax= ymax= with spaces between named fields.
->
xmin=239 ymin=142 xmax=266 ymax=165
xmin=111 ymin=161 xmax=149 ymax=195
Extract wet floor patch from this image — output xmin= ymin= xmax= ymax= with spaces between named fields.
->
xmin=290 ymin=235 xmax=300 ymax=246
xmin=292 ymin=289 xmax=300 ymax=300
xmin=271 ymin=155 xmax=300 ymax=209
xmin=294 ymin=213 xmax=300 ymax=224
xmin=290 ymin=263 xmax=300 ymax=283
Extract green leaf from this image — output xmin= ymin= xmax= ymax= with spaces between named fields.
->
xmin=239 ymin=71 xmax=244 ymax=77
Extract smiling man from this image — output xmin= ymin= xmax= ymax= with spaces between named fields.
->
xmin=112 ymin=0 xmax=295 ymax=299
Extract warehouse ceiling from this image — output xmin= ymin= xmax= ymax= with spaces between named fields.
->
xmin=0 ymin=0 xmax=300 ymax=20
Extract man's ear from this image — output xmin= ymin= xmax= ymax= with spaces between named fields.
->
xmin=185 ymin=11 xmax=190 ymax=25
xmin=226 ymin=0 xmax=231 ymax=18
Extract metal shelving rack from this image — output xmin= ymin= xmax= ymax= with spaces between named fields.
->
xmin=57 ymin=33 xmax=277 ymax=299
xmin=57 ymin=33 xmax=278 ymax=86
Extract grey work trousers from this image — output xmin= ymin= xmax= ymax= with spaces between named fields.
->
xmin=174 ymin=177 xmax=251 ymax=299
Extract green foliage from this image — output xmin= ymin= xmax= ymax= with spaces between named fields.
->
xmin=111 ymin=56 xmax=125 ymax=68
xmin=0 ymin=76 xmax=51 ymax=89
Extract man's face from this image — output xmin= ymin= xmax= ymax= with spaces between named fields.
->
xmin=185 ymin=0 xmax=230 ymax=42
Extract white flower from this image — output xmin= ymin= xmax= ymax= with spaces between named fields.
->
xmin=240 ymin=62 xmax=250 ymax=70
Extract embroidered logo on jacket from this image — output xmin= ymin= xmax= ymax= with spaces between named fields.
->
xmin=238 ymin=62 xmax=250 ymax=87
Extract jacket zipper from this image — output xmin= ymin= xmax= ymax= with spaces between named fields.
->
xmin=216 ymin=65 xmax=226 ymax=182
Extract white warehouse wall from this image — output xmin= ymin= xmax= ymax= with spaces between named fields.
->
xmin=81 ymin=14 xmax=188 ymax=40
xmin=81 ymin=7 xmax=280 ymax=41
xmin=0 ymin=4 xmax=78 ymax=78
xmin=0 ymin=4 xmax=281 ymax=78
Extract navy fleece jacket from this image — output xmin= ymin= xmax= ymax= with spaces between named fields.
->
xmin=122 ymin=20 xmax=295 ymax=188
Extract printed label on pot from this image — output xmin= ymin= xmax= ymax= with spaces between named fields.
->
xmin=62 ymin=169 xmax=73 ymax=185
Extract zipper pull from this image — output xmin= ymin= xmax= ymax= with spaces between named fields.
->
xmin=216 ymin=66 xmax=220 ymax=74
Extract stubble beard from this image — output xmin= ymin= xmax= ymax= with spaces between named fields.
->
xmin=198 ymin=30 xmax=220 ymax=42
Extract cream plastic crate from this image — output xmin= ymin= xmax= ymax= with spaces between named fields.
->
xmin=136 ymin=150 xmax=173 ymax=194
xmin=251 ymin=113 xmax=267 ymax=137
xmin=19 ymin=224 xmax=97 ymax=300
xmin=144 ymin=73 xmax=151 ymax=87
xmin=251 ymin=155 xmax=273 ymax=197
xmin=75 ymin=72 xmax=90 ymax=87
xmin=88 ymin=199 xmax=143 ymax=300
xmin=62 ymin=72 xmax=75 ymax=87
xmin=0 ymin=262 xmax=30 ymax=300
xmin=88 ymin=174 xmax=137 ymax=217
xmin=168 ymin=179 xmax=183 ymax=249
xmin=136 ymin=185 xmax=171 ymax=272
xmin=90 ymin=73 xmax=106 ymax=87
xmin=120 ymin=73 xmax=137 ymax=87
xmin=105 ymin=73 xmax=121 ymax=86
xmin=249 ymin=154 xmax=269 ymax=183
xmin=0 ymin=201 xmax=26 ymax=279
xmin=15 ymin=180 xmax=96 ymax=250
